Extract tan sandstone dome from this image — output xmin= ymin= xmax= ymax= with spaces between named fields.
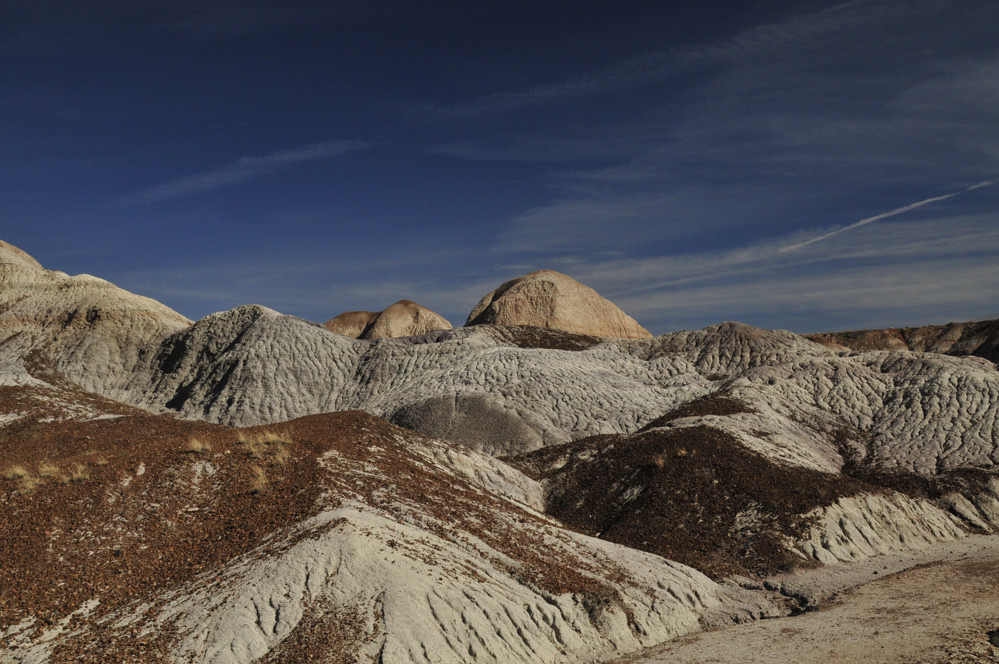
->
xmin=324 ymin=299 xmax=452 ymax=339
xmin=465 ymin=269 xmax=652 ymax=339
xmin=0 ymin=239 xmax=192 ymax=394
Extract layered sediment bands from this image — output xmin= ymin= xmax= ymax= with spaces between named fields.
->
xmin=808 ymin=318 xmax=999 ymax=364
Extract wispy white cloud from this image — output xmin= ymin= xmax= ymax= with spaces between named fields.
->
xmin=108 ymin=236 xmax=491 ymax=324
xmin=630 ymin=255 xmax=999 ymax=333
xmin=465 ymin=0 xmax=999 ymax=267
xmin=115 ymin=139 xmax=365 ymax=206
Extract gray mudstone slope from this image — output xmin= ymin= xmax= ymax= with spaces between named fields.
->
xmin=118 ymin=310 xmax=999 ymax=478
xmin=110 ymin=310 xmax=999 ymax=567
xmin=123 ymin=305 xmax=706 ymax=453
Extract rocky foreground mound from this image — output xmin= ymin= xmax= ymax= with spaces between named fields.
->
xmin=466 ymin=269 xmax=652 ymax=339
xmin=325 ymin=299 xmax=452 ymax=339
xmin=0 ymin=379 xmax=778 ymax=663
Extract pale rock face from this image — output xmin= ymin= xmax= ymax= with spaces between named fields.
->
xmin=325 ymin=300 xmax=452 ymax=339
xmin=0 ymin=239 xmax=44 ymax=271
xmin=795 ymin=493 xmax=967 ymax=565
xmin=2 ymin=238 xmax=999 ymax=663
xmin=0 ymin=239 xmax=191 ymax=397
xmin=152 ymin=506 xmax=759 ymax=664
xmin=0 ymin=410 xmax=784 ymax=664
xmin=466 ymin=269 xmax=652 ymax=339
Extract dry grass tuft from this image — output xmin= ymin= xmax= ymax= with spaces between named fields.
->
xmin=17 ymin=474 xmax=40 ymax=494
xmin=271 ymin=445 xmax=291 ymax=467
xmin=237 ymin=429 xmax=293 ymax=463
xmin=249 ymin=465 xmax=269 ymax=493
xmin=38 ymin=463 xmax=61 ymax=479
xmin=65 ymin=463 xmax=90 ymax=484
xmin=245 ymin=439 xmax=266 ymax=459
xmin=183 ymin=437 xmax=212 ymax=454
xmin=3 ymin=465 xmax=41 ymax=493
xmin=92 ymin=455 xmax=109 ymax=466
xmin=3 ymin=465 xmax=30 ymax=480
xmin=653 ymin=454 xmax=666 ymax=469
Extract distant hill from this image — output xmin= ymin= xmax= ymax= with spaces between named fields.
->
xmin=807 ymin=318 xmax=999 ymax=364
xmin=466 ymin=268 xmax=653 ymax=339
xmin=324 ymin=299 xmax=452 ymax=339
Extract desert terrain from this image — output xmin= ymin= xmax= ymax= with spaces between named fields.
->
xmin=1 ymin=238 xmax=997 ymax=663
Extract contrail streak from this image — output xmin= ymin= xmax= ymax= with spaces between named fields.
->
xmin=780 ymin=180 xmax=995 ymax=253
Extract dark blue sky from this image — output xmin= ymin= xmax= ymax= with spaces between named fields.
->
xmin=3 ymin=0 xmax=998 ymax=333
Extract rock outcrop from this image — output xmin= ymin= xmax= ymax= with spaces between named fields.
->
xmin=466 ymin=269 xmax=652 ymax=339
xmin=325 ymin=300 xmax=452 ymax=339
xmin=322 ymin=309 xmax=379 ymax=337
xmin=0 ymin=240 xmax=191 ymax=398
xmin=808 ymin=318 xmax=999 ymax=364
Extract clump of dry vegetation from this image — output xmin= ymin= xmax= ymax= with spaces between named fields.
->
xmin=182 ymin=437 xmax=212 ymax=454
xmin=4 ymin=459 xmax=96 ymax=492
xmin=270 ymin=445 xmax=291 ymax=466
xmin=38 ymin=463 xmax=61 ymax=479
xmin=3 ymin=465 xmax=40 ymax=493
xmin=3 ymin=465 xmax=30 ymax=481
xmin=19 ymin=475 xmax=40 ymax=493
xmin=64 ymin=463 xmax=90 ymax=484
xmin=249 ymin=465 xmax=269 ymax=493
xmin=237 ymin=429 xmax=294 ymax=464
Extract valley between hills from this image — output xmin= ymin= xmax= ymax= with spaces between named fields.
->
xmin=1 ymin=237 xmax=997 ymax=663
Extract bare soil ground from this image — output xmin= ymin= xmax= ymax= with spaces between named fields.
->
xmin=607 ymin=534 xmax=999 ymax=664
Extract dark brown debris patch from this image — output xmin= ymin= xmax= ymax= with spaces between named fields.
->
xmin=510 ymin=425 xmax=875 ymax=579
xmin=640 ymin=392 xmax=754 ymax=431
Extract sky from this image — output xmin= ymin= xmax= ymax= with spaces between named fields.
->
xmin=2 ymin=0 xmax=998 ymax=334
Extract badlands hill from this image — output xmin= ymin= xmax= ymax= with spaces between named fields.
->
xmin=325 ymin=300 xmax=452 ymax=339
xmin=466 ymin=269 xmax=652 ymax=339
xmin=808 ymin=318 xmax=999 ymax=364
xmin=1 ymin=238 xmax=998 ymax=663
xmin=0 ymin=239 xmax=190 ymax=398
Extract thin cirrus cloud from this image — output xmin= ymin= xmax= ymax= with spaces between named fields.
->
xmin=425 ymin=51 xmax=678 ymax=120
xmin=114 ymin=139 xmax=365 ymax=207
xmin=423 ymin=0 xmax=921 ymax=121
